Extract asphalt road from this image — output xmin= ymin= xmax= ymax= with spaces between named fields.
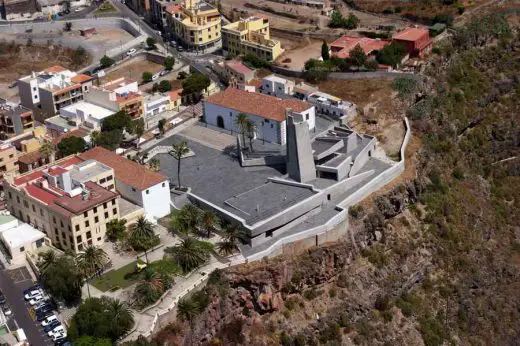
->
xmin=0 ymin=269 xmax=48 ymax=345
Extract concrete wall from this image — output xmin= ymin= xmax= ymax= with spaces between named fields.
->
xmin=349 ymin=137 xmax=376 ymax=176
xmin=141 ymin=180 xmax=171 ymax=219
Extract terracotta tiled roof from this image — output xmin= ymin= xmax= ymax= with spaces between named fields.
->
xmin=17 ymin=151 xmax=42 ymax=165
xmin=79 ymin=147 xmax=167 ymax=190
xmin=330 ymin=36 xmax=391 ymax=58
xmin=205 ymin=88 xmax=312 ymax=122
xmin=167 ymin=89 xmax=182 ymax=102
xmin=246 ymin=79 xmax=262 ymax=89
xmin=47 ymin=166 xmax=67 ymax=176
xmin=71 ymin=74 xmax=93 ymax=83
xmin=165 ymin=4 xmax=182 ymax=14
xmin=14 ymin=156 xmax=83 ymax=185
xmin=226 ymin=60 xmax=254 ymax=75
xmin=393 ymin=28 xmax=429 ymax=42
xmin=52 ymin=128 xmax=89 ymax=145
xmin=54 ymin=181 xmax=118 ymax=214
xmin=44 ymin=65 xmax=67 ymax=73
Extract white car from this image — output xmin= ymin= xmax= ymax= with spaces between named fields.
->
xmin=74 ymin=7 xmax=82 ymax=12
xmin=126 ymin=48 xmax=137 ymax=56
xmin=48 ymin=325 xmax=65 ymax=337
xmin=24 ymin=290 xmax=42 ymax=300
xmin=41 ymin=315 xmax=58 ymax=327
xmin=3 ymin=305 xmax=12 ymax=316
xmin=52 ymin=331 xmax=67 ymax=341
xmin=151 ymin=73 xmax=160 ymax=81
xmin=29 ymin=295 xmax=45 ymax=305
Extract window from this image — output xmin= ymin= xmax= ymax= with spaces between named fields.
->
xmin=271 ymin=123 xmax=274 ymax=128
xmin=8 ymin=154 xmax=13 ymax=159
xmin=76 ymin=235 xmax=82 ymax=243
xmin=68 ymin=225 xmax=71 ymax=231
xmin=19 ymin=246 xmax=24 ymax=252
xmin=23 ymin=201 xmax=28 ymax=208
xmin=27 ymin=216 xmax=31 ymax=224
xmin=61 ymin=232 xmax=66 ymax=239
xmin=97 ymin=237 xmax=102 ymax=241
xmin=53 ymin=216 xmax=56 ymax=223
xmin=104 ymin=212 xmax=109 ymax=218
xmin=131 ymin=187 xmax=136 ymax=192
xmin=60 ymin=220 xmax=64 ymax=227
xmin=8 ymin=192 xmax=11 ymax=199
xmin=16 ymin=196 xmax=20 ymax=204
xmin=162 ymin=182 xmax=166 ymax=187
xmin=146 ymin=190 xmax=149 ymax=194
xmin=93 ymin=207 xmax=97 ymax=213
xmin=32 ymin=204 xmax=35 ymax=212
xmin=113 ymin=208 xmax=117 ymax=215
xmin=112 ymin=200 xmax=116 ymax=206
xmin=108 ymin=184 xmax=114 ymax=190
xmin=327 ymin=194 xmax=331 ymax=201
xmin=86 ymin=231 xmax=91 ymax=239
xmin=34 ymin=95 xmax=38 ymax=99
xmin=99 ymin=178 xmax=106 ymax=184
xmin=40 ymin=209 xmax=43 ymax=216
xmin=78 ymin=244 xmax=83 ymax=251
xmin=94 ymin=216 xmax=99 ymax=223
xmin=103 ymin=202 xmax=107 ymax=209
xmin=87 ymin=239 xmax=92 ymax=245
xmin=83 ymin=211 xmax=88 ymax=217
xmin=266 ymin=230 xmax=274 ymax=238
xmin=75 ymin=225 xmax=80 ymax=231
xmin=306 ymin=114 xmax=309 ymax=120
xmin=85 ymin=220 xmax=89 ymax=227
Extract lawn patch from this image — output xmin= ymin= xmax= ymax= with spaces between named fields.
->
xmin=90 ymin=261 xmax=138 ymax=292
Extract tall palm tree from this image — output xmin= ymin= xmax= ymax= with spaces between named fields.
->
xmin=235 ymin=113 xmax=248 ymax=147
xmin=90 ymin=130 xmax=100 ymax=147
xmin=171 ymin=141 xmax=189 ymax=188
xmin=199 ymin=210 xmax=219 ymax=238
xmin=104 ymin=297 xmax=134 ymax=341
xmin=133 ymin=269 xmax=166 ymax=308
xmin=128 ymin=216 xmax=157 ymax=264
xmin=164 ymin=237 xmax=213 ymax=273
xmin=176 ymin=296 xmax=200 ymax=324
xmin=39 ymin=139 xmax=55 ymax=163
xmin=76 ymin=245 xmax=109 ymax=297
xmin=245 ymin=120 xmax=256 ymax=152
xmin=38 ymin=250 xmax=58 ymax=278
xmin=216 ymin=224 xmax=247 ymax=256
xmin=169 ymin=204 xmax=201 ymax=235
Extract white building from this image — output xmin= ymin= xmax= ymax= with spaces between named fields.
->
xmin=143 ymin=93 xmax=171 ymax=128
xmin=203 ymin=88 xmax=315 ymax=145
xmin=59 ymin=101 xmax=115 ymax=130
xmin=307 ymin=91 xmax=356 ymax=119
xmin=80 ymin=147 xmax=171 ymax=219
xmin=260 ymin=74 xmax=295 ymax=98
xmin=0 ymin=215 xmax=46 ymax=264
xmin=101 ymin=78 xmax=139 ymax=95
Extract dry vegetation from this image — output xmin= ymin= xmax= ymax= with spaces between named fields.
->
xmin=0 ymin=42 xmax=91 ymax=83
xmin=100 ymin=58 xmax=164 ymax=84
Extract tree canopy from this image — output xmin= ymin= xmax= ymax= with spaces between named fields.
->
xmin=181 ymin=73 xmax=211 ymax=97
xmin=329 ymin=11 xmax=359 ymax=29
xmin=100 ymin=55 xmax=114 ymax=68
xmin=40 ymin=254 xmax=82 ymax=305
xmin=57 ymin=136 xmax=87 ymax=156
xmin=69 ymin=297 xmax=134 ymax=342
xmin=321 ymin=41 xmax=330 ymax=61
xmin=101 ymin=110 xmax=132 ymax=133
xmin=376 ymin=42 xmax=406 ymax=67
xmin=163 ymin=56 xmax=175 ymax=70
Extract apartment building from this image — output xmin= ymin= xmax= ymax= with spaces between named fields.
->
xmin=214 ymin=60 xmax=255 ymax=87
xmin=0 ymin=99 xmax=34 ymax=137
xmin=222 ymin=17 xmax=283 ymax=61
xmin=0 ymin=144 xmax=18 ymax=178
xmin=17 ymin=66 xmax=94 ymax=122
xmin=4 ymin=156 xmax=120 ymax=253
xmin=166 ymin=0 xmax=221 ymax=51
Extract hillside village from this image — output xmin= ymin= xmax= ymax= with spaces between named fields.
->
xmin=0 ymin=0 xmax=517 ymax=345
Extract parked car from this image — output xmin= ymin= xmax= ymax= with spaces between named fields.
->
xmin=23 ymin=285 xmax=41 ymax=295
xmin=35 ymin=304 xmax=54 ymax=315
xmin=54 ymin=338 xmax=71 ymax=346
xmin=177 ymin=46 xmax=184 ymax=52
xmin=37 ymin=311 xmax=54 ymax=322
xmin=160 ymin=70 xmax=169 ymax=76
xmin=41 ymin=315 xmax=58 ymax=327
xmin=44 ymin=321 xmax=61 ymax=333
xmin=29 ymin=295 xmax=45 ymax=305
xmin=126 ymin=48 xmax=137 ymax=56
xmin=0 ymin=293 xmax=5 ymax=305
xmin=152 ymin=73 xmax=160 ymax=81
xmin=52 ymin=331 xmax=67 ymax=342
xmin=64 ymin=9 xmax=70 ymax=14
xmin=3 ymin=305 xmax=12 ymax=316
xmin=74 ymin=7 xmax=82 ymax=12
xmin=24 ymin=289 xmax=42 ymax=300
xmin=48 ymin=325 xmax=65 ymax=337
xmin=169 ymin=41 xmax=177 ymax=47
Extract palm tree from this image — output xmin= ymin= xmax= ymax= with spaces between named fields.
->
xmin=164 ymin=237 xmax=213 ymax=273
xmin=235 ymin=113 xmax=248 ymax=147
xmin=199 ymin=210 xmax=219 ymax=238
xmin=133 ymin=269 xmax=167 ymax=308
xmin=39 ymin=139 xmax=55 ymax=163
xmin=176 ymin=296 xmax=200 ymax=324
xmin=216 ymin=224 xmax=247 ymax=256
xmin=128 ymin=217 xmax=157 ymax=264
xmin=169 ymin=204 xmax=201 ymax=235
xmin=76 ymin=245 xmax=109 ymax=297
xmin=245 ymin=120 xmax=256 ymax=152
xmin=171 ymin=141 xmax=189 ymax=188
xmin=90 ymin=130 xmax=100 ymax=147
xmin=148 ymin=157 xmax=160 ymax=172
xmin=38 ymin=250 xmax=58 ymax=278
xmin=104 ymin=297 xmax=134 ymax=341
xmin=106 ymin=218 xmax=127 ymax=242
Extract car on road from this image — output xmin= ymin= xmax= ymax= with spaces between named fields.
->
xmin=24 ymin=289 xmax=42 ymax=300
xmin=160 ymin=70 xmax=169 ymax=76
xmin=48 ymin=325 xmax=65 ymax=337
xmin=126 ymin=48 xmax=137 ymax=56
xmin=44 ymin=321 xmax=61 ymax=333
xmin=2 ymin=305 xmax=12 ymax=316
xmin=41 ymin=315 xmax=58 ymax=326
xmin=152 ymin=73 xmax=160 ymax=81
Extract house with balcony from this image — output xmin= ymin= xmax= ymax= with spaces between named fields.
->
xmin=222 ymin=17 xmax=284 ymax=61
xmin=17 ymin=66 xmax=94 ymax=122
xmin=0 ymin=99 xmax=34 ymax=137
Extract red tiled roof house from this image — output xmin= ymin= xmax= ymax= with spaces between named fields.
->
xmin=392 ymin=27 xmax=432 ymax=58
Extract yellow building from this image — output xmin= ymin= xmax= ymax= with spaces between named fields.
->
xmin=221 ymin=16 xmax=284 ymax=61
xmin=166 ymin=0 xmax=221 ymax=51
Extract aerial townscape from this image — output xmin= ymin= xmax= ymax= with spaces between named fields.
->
xmin=0 ymin=0 xmax=518 ymax=345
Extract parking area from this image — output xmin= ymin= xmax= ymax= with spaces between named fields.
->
xmin=0 ymin=266 xmax=66 ymax=345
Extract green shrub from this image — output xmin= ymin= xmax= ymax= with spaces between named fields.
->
xmin=419 ymin=317 xmax=448 ymax=346
xmin=328 ymin=287 xmax=337 ymax=298
xmin=361 ymin=244 xmax=388 ymax=268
